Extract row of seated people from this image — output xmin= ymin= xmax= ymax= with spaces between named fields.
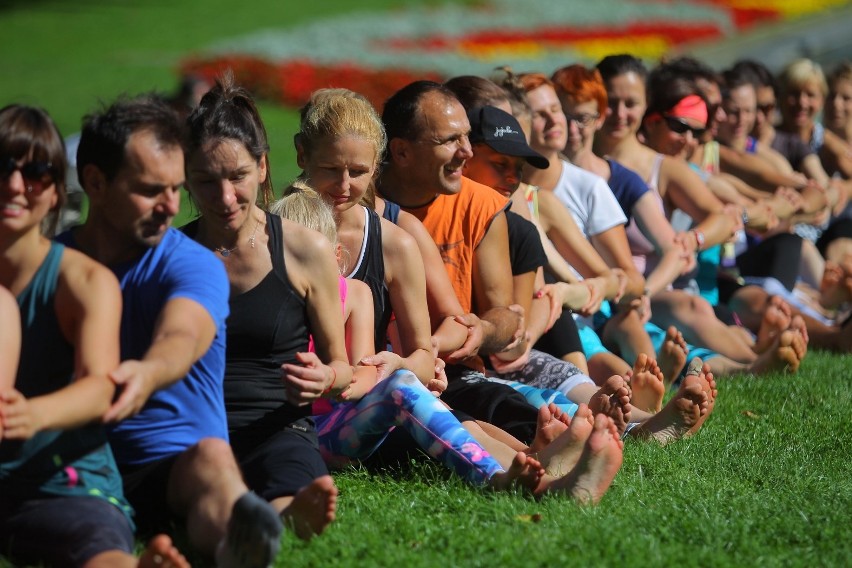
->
xmin=3 ymin=51 xmax=850 ymax=567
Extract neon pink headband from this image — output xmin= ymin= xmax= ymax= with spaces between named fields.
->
xmin=668 ymin=94 xmax=708 ymax=124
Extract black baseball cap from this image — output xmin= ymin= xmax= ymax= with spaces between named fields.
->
xmin=467 ymin=106 xmax=549 ymax=169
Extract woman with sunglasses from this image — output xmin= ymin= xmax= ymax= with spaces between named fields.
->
xmin=0 ymin=105 xmax=188 ymax=567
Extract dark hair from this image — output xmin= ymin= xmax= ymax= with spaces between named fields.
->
xmin=186 ymin=74 xmax=273 ymax=208
xmin=78 ymin=94 xmax=184 ymax=188
xmin=721 ymin=67 xmax=757 ymax=99
xmin=645 ymin=75 xmax=706 ymax=120
xmin=382 ymin=80 xmax=459 ymax=143
xmin=596 ymin=54 xmax=648 ymax=84
xmin=657 ymin=56 xmax=721 ymax=88
xmin=444 ymin=75 xmax=509 ymax=111
xmin=0 ymin=104 xmax=67 ymax=235
xmin=731 ymin=59 xmax=777 ymax=95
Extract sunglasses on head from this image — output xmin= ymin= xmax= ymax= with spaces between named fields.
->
xmin=1 ymin=157 xmax=56 ymax=193
xmin=662 ymin=115 xmax=706 ymax=138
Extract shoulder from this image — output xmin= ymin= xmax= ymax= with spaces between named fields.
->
xmin=379 ymin=217 xmax=418 ymax=258
xmin=282 ymin=217 xmax=336 ymax=262
xmin=56 ymin=246 xmax=121 ymax=308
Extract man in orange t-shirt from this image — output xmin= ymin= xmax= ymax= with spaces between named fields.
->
xmin=377 ymin=81 xmax=540 ymax=442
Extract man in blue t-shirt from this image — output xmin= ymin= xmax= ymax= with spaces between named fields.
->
xmin=57 ymin=95 xmax=282 ymax=568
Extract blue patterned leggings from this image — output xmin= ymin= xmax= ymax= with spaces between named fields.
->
xmin=314 ymin=370 xmax=504 ymax=486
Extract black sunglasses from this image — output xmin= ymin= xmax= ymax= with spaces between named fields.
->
xmin=0 ymin=157 xmax=56 ymax=193
xmin=662 ymin=115 xmax=706 ymax=138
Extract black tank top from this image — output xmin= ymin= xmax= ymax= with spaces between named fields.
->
xmin=347 ymin=206 xmax=392 ymax=352
xmin=185 ymin=212 xmax=310 ymax=435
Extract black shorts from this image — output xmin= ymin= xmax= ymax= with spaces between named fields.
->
xmin=534 ymin=310 xmax=584 ymax=359
xmin=119 ymin=454 xmax=180 ymax=536
xmin=0 ymin=494 xmax=134 ymax=567
xmin=441 ymin=365 xmax=538 ymax=444
xmin=230 ymin=417 xmax=329 ymax=501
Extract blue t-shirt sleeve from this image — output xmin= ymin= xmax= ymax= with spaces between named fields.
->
xmin=607 ymin=159 xmax=649 ymax=221
xmin=161 ymin=233 xmax=230 ymax=328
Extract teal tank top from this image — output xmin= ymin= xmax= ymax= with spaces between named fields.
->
xmin=0 ymin=242 xmax=133 ymax=524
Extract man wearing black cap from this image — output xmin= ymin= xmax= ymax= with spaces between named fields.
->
xmin=464 ymin=105 xmax=549 ymax=198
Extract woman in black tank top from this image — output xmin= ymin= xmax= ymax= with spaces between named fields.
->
xmin=184 ymin=77 xmax=352 ymax=540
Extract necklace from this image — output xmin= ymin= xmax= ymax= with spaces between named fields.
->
xmin=215 ymin=215 xmax=260 ymax=257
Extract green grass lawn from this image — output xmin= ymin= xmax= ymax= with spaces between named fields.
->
xmin=3 ymin=2 xmax=852 ymax=566
xmin=271 ymin=351 xmax=851 ymax=568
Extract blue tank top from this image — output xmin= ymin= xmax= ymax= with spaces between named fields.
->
xmin=0 ymin=243 xmax=132 ymax=522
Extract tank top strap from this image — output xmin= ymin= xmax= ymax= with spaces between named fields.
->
xmin=18 ymin=241 xmax=64 ymax=320
xmin=266 ymin=211 xmax=287 ymax=281
xmin=383 ymin=200 xmax=401 ymax=224
xmin=647 ymin=153 xmax=664 ymax=193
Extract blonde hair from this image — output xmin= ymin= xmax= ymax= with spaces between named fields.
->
xmin=780 ymin=58 xmax=828 ymax=97
xmin=297 ymin=88 xmax=387 ymax=168
xmin=272 ymin=179 xmax=338 ymax=247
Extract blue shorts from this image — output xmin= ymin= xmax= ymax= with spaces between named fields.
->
xmin=576 ymin=316 xmax=611 ymax=359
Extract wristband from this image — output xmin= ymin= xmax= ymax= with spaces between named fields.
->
xmin=741 ymin=209 xmax=750 ymax=227
xmin=322 ymin=366 xmax=337 ymax=395
xmin=692 ymin=229 xmax=706 ymax=251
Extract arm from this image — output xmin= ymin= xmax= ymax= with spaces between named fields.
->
xmin=3 ymin=256 xmax=121 ymax=439
xmin=660 ymin=158 xmax=738 ymax=248
xmin=471 ymin=212 xmax=523 ymax=355
xmin=536 ymin=190 xmax=624 ymax=300
xmin=282 ymin=221 xmax=352 ymax=403
xmin=631 ymin=192 xmax=694 ymax=296
xmin=338 ymin=279 xmax=379 ymax=401
xmin=0 ymin=286 xmax=19 ymax=392
xmin=103 ymin=297 xmax=218 ymax=423
xmin=395 ymin=210 xmax=484 ymax=362
xmin=718 ymin=143 xmax=808 ymax=191
xmin=372 ymin=220 xmax=435 ymax=384
xmin=590 ymin=224 xmax=646 ymax=303
xmin=820 ymin=129 xmax=852 ymax=178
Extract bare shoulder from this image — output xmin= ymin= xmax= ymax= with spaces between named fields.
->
xmin=379 ymin=217 xmax=419 ymax=258
xmin=346 ymin=278 xmax=373 ymax=307
xmin=282 ymin=217 xmax=336 ymax=263
xmin=57 ymin=247 xmax=121 ymax=302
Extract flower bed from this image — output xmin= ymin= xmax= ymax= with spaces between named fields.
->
xmin=181 ymin=0 xmax=850 ymax=109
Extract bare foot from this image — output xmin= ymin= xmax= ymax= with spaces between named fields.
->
xmin=628 ymin=353 xmax=665 ymax=413
xmin=588 ymin=375 xmax=632 ymax=435
xmin=750 ymin=326 xmax=806 ymax=374
xmin=138 ymin=535 xmax=190 ymax=568
xmin=629 ymin=372 xmax=708 ymax=446
xmin=528 ymin=403 xmax=571 ymax=454
xmin=535 ymin=404 xmax=594 ymax=477
xmin=216 ymin=491 xmax=283 ymax=568
xmin=658 ymin=326 xmax=688 ymax=387
xmin=684 ymin=358 xmax=717 ymax=436
xmin=281 ymin=475 xmax=338 ymax=541
xmin=535 ymin=413 xmax=624 ymax=505
xmin=754 ymin=296 xmax=792 ymax=354
xmin=489 ymin=451 xmax=545 ymax=492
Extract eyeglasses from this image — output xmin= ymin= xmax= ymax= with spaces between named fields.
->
xmin=662 ymin=115 xmax=706 ymax=138
xmin=1 ymin=157 xmax=56 ymax=193
xmin=565 ymin=112 xmax=599 ymax=128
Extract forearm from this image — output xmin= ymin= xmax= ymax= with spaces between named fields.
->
xmin=399 ymin=348 xmax=437 ymax=386
xmin=693 ymin=212 xmax=736 ymax=249
xmin=479 ymin=307 xmax=521 ymax=355
xmin=341 ymin=365 xmax=378 ymax=401
xmin=29 ymin=375 xmax=114 ymax=432
xmin=432 ymin=316 xmax=470 ymax=357
xmin=644 ymin=250 xmax=685 ymax=296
